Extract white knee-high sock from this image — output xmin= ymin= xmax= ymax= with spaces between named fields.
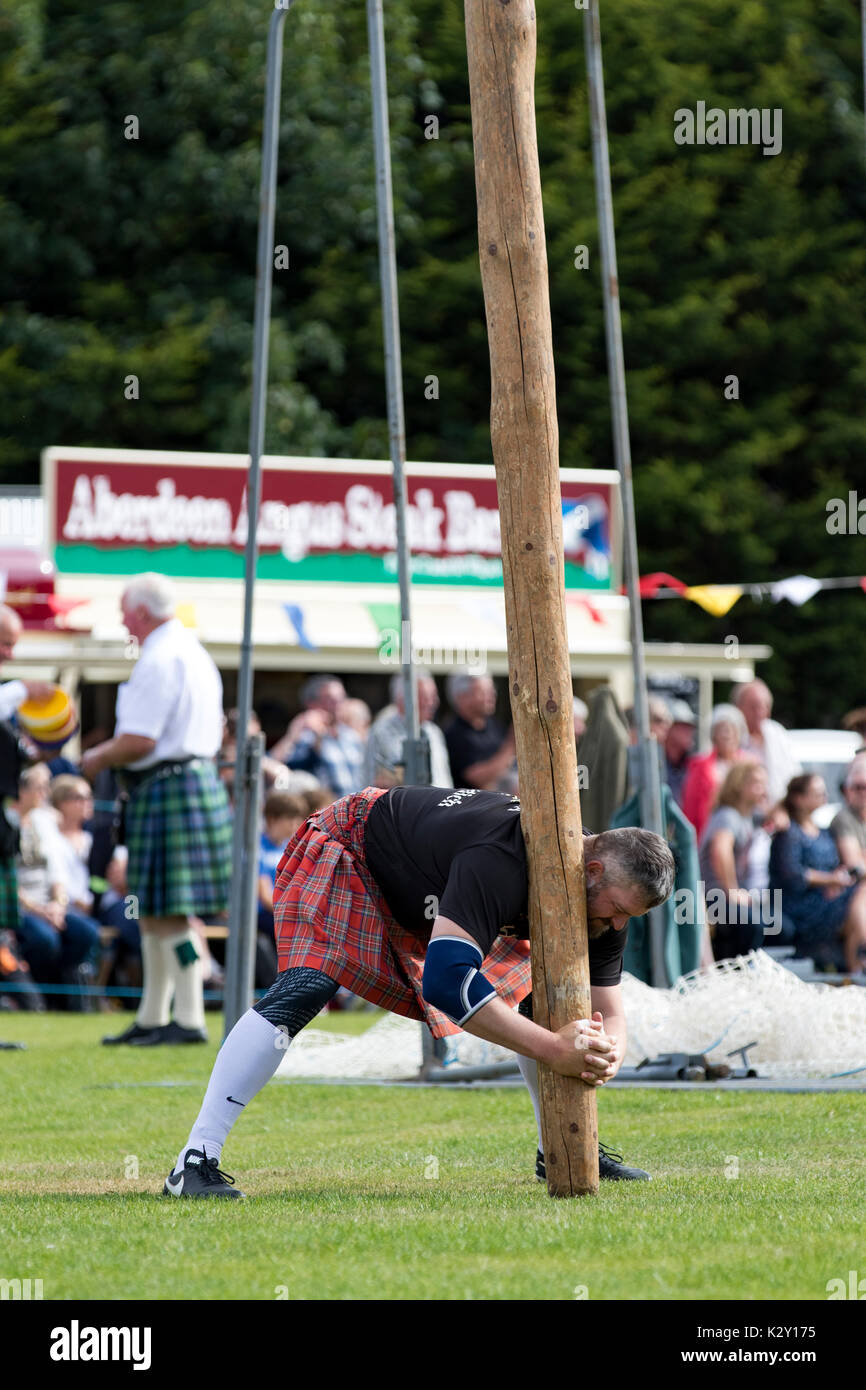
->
xmin=136 ymin=933 xmax=173 ymax=1028
xmin=516 ymin=1053 xmax=543 ymax=1154
xmin=174 ymin=1009 xmax=286 ymax=1172
xmin=164 ymin=926 xmax=205 ymax=1030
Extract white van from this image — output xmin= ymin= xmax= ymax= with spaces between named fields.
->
xmin=786 ymin=729 xmax=863 ymax=827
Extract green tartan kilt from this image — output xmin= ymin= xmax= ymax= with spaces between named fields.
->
xmin=0 ymin=855 xmax=19 ymax=931
xmin=125 ymin=760 xmax=233 ymax=919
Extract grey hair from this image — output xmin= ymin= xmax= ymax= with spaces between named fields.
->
xmin=300 ymin=674 xmax=342 ymax=708
xmin=648 ymin=695 xmax=673 ymax=723
xmin=589 ymin=827 xmax=675 ymax=908
xmin=710 ymin=702 xmax=747 ymax=744
xmin=445 ymin=670 xmax=485 ymax=708
xmin=123 ymin=572 xmax=176 ymax=620
xmin=389 ymin=668 xmax=433 ymax=704
xmin=732 ymin=679 xmax=771 ymax=709
xmin=843 ymin=754 xmax=866 ymax=790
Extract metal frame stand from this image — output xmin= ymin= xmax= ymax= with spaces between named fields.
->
xmin=224 ymin=1 xmax=427 ymax=1038
xmin=224 ymin=4 xmax=292 ymax=1040
xmin=584 ymin=1 xmax=667 ymax=984
xmin=367 ymin=0 xmax=425 ymax=785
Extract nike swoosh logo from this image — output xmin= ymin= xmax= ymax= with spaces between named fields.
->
xmin=227 ymin=1096 xmax=245 ymax=1107
xmin=164 ymin=1172 xmax=184 ymax=1196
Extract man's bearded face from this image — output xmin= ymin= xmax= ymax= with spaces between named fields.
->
xmin=585 ymin=871 xmax=648 ymax=938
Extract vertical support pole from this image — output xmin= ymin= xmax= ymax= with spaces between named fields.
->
xmin=223 ymin=733 xmax=265 ymax=1032
xmin=465 ymin=0 xmax=598 ymax=1196
xmin=367 ymin=0 xmax=424 ymax=784
xmin=862 ymin=0 xmax=866 ymax=170
xmin=698 ymin=673 xmax=713 ymax=756
xmin=224 ymin=6 xmax=289 ymax=1038
xmin=583 ymin=0 xmax=668 ymax=985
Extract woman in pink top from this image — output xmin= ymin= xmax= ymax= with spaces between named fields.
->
xmin=682 ymin=703 xmax=748 ymax=842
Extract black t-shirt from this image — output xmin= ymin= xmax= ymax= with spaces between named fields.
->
xmin=363 ymin=785 xmax=626 ymax=986
xmin=444 ymin=715 xmax=506 ymax=786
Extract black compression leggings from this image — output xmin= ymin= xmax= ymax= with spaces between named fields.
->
xmin=253 ymin=966 xmax=341 ymax=1037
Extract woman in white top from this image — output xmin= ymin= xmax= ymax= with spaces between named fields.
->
xmin=13 ymin=766 xmax=101 ymax=987
xmin=49 ymin=775 xmax=97 ymax=915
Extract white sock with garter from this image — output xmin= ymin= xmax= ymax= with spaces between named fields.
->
xmin=164 ymin=926 xmax=205 ymax=1030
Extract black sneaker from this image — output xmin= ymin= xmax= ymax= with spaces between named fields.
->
xmin=130 ymin=1021 xmax=208 ymax=1046
xmin=163 ymin=1147 xmax=244 ymax=1199
xmin=102 ymin=1022 xmax=164 ymax=1046
xmin=535 ymin=1142 xmax=651 ymax=1182
xmin=598 ymin=1141 xmax=650 ymax=1181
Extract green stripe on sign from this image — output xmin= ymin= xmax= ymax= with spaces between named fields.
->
xmin=53 ymin=544 xmax=609 ymax=589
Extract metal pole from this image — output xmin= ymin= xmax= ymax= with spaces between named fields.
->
xmin=223 ymin=733 xmax=265 ymax=1030
xmin=862 ymin=0 xmax=866 ymax=169
xmin=224 ymin=5 xmax=290 ymax=1037
xmin=583 ymin=1 xmax=667 ymax=985
xmin=366 ymin=0 xmax=425 ymax=785
xmin=423 ymin=1060 xmax=520 ymax=1084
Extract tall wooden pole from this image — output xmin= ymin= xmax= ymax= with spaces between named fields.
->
xmin=464 ymin=0 xmax=598 ymax=1197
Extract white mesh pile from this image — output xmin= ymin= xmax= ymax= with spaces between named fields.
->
xmin=620 ymin=950 xmax=866 ymax=1079
xmin=276 ymin=1012 xmax=424 ymax=1081
xmin=275 ymin=950 xmax=866 ymax=1082
xmin=274 ymin=1010 xmax=513 ymax=1080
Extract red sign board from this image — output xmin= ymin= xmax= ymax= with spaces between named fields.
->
xmin=43 ymin=450 xmax=619 ymax=591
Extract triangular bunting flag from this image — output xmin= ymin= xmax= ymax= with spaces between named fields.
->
xmin=684 ymin=584 xmax=743 ymax=617
xmin=284 ymin=603 xmax=317 ymax=650
xmin=769 ymin=575 xmax=822 ymax=606
xmin=639 ymin=571 xmax=687 ymax=598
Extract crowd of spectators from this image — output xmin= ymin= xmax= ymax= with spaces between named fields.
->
xmin=654 ymin=679 xmax=866 ymax=974
xmin=0 ymin=668 xmax=526 ymax=1009
xmin=4 ymin=662 xmax=866 ymax=1010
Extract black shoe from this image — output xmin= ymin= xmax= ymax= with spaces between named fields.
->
xmin=130 ymin=1021 xmax=208 ymax=1046
xmin=598 ymin=1141 xmax=651 ymax=1181
xmin=535 ymin=1142 xmax=651 ymax=1182
xmin=102 ymin=1022 xmax=164 ymax=1046
xmin=163 ymin=1147 xmax=244 ymax=1199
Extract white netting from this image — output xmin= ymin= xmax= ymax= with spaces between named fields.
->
xmin=276 ymin=1011 xmax=424 ymax=1080
xmin=620 ymin=950 xmax=866 ymax=1079
xmin=274 ymin=1009 xmax=520 ymax=1081
xmin=275 ymin=951 xmax=866 ymax=1082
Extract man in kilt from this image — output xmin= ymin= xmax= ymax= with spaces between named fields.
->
xmin=165 ymin=782 xmax=675 ymax=1197
xmin=82 ymin=574 xmax=232 ymax=1046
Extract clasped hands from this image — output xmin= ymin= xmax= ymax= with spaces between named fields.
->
xmin=552 ymin=1010 xmax=620 ymax=1086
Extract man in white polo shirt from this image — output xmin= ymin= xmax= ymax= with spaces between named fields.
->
xmin=82 ymin=574 xmax=232 ymax=1046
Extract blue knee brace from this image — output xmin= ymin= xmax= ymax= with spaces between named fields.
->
xmin=422 ymin=936 xmax=496 ymax=1026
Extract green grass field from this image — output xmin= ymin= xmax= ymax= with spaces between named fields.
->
xmin=1 ymin=1010 xmax=863 ymax=1301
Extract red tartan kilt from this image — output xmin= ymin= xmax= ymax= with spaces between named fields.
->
xmin=272 ymin=786 xmax=532 ymax=1040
